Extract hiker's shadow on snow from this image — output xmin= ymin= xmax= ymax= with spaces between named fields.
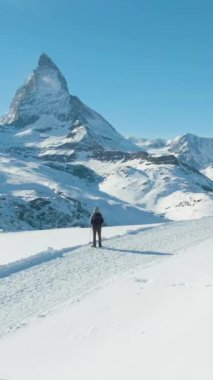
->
xmin=103 ymin=247 xmax=172 ymax=256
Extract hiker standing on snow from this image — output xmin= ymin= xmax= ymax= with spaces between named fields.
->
xmin=90 ymin=207 xmax=104 ymax=247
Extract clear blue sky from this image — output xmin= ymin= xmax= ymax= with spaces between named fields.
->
xmin=0 ymin=0 xmax=212 ymax=138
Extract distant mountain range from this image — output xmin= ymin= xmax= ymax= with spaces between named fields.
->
xmin=129 ymin=134 xmax=213 ymax=172
xmin=129 ymin=134 xmax=213 ymax=180
xmin=0 ymin=54 xmax=212 ymax=231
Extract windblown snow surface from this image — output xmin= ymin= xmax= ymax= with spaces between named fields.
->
xmin=0 ymin=217 xmax=213 ymax=379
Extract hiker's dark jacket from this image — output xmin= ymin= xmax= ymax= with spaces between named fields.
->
xmin=90 ymin=212 xmax=104 ymax=227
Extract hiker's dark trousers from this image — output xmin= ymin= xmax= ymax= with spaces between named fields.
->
xmin=92 ymin=226 xmax=102 ymax=247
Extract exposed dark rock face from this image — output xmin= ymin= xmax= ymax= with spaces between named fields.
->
xmin=92 ymin=150 xmax=178 ymax=166
xmin=0 ymin=192 xmax=90 ymax=232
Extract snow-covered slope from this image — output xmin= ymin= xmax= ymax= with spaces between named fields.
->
xmin=202 ymin=166 xmax=213 ymax=180
xmin=90 ymin=155 xmax=213 ymax=221
xmin=0 ymin=151 xmax=165 ymax=231
xmin=0 ymin=218 xmax=213 ymax=379
xmin=0 ymin=146 xmax=212 ymax=230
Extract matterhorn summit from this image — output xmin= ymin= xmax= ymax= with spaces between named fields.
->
xmin=0 ymin=53 xmax=71 ymax=127
xmin=0 ymin=53 xmax=138 ymax=154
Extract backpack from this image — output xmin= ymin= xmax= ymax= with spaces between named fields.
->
xmin=91 ymin=212 xmax=104 ymax=226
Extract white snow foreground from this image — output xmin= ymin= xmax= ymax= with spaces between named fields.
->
xmin=0 ymin=218 xmax=213 ymax=380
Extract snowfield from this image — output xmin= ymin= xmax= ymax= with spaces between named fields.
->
xmin=0 ymin=217 xmax=213 ymax=379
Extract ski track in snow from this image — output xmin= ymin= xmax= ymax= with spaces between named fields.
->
xmin=0 ymin=218 xmax=213 ymax=337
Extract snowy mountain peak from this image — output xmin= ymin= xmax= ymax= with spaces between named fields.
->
xmin=169 ymin=133 xmax=213 ymax=169
xmin=0 ymin=54 xmax=71 ymax=127
xmin=36 ymin=53 xmax=69 ymax=93
xmin=38 ymin=53 xmax=59 ymax=69
xmin=0 ymin=54 xmax=139 ymax=154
